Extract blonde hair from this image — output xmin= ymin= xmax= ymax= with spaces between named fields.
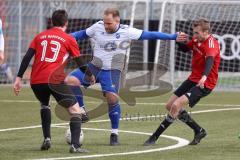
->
xmin=192 ymin=19 xmax=211 ymax=32
xmin=104 ymin=8 xmax=120 ymax=18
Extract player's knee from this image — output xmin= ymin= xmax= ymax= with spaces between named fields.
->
xmin=68 ymin=103 xmax=84 ymax=115
xmin=106 ymin=92 xmax=118 ymax=105
xmin=65 ymin=76 xmax=81 ymax=86
xmin=68 ymin=106 xmax=78 ymax=114
xmin=169 ymin=103 xmax=179 ymax=118
xmin=165 ymin=102 xmax=172 ymax=111
xmin=170 ymin=102 xmax=179 ymax=112
xmin=108 ymin=98 xmax=118 ymax=105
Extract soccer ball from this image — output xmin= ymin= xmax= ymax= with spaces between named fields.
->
xmin=65 ymin=128 xmax=84 ymax=145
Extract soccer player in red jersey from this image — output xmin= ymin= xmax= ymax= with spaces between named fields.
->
xmin=144 ymin=19 xmax=221 ymax=146
xmin=13 ymin=10 xmax=92 ymax=153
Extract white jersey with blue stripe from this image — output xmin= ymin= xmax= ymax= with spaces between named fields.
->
xmin=86 ymin=21 xmax=142 ymax=71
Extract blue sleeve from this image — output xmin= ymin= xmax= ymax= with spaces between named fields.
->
xmin=71 ymin=30 xmax=89 ymax=41
xmin=139 ymin=31 xmax=178 ymax=40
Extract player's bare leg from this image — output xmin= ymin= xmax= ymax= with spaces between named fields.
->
xmin=144 ymin=95 xmax=206 ymax=146
xmin=165 ymin=94 xmax=178 ymax=111
xmin=144 ymin=95 xmax=178 ymax=146
xmin=169 ymin=95 xmax=188 ymax=119
xmin=172 ymin=95 xmax=207 ymax=145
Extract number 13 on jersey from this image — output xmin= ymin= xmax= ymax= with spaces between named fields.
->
xmin=41 ymin=40 xmax=61 ymax=62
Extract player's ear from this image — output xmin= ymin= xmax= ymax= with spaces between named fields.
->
xmin=115 ymin=17 xmax=120 ymax=23
xmin=65 ymin=21 xmax=69 ymax=27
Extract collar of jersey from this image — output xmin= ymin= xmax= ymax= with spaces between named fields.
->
xmin=202 ymin=34 xmax=213 ymax=44
xmin=105 ymin=24 xmax=120 ymax=34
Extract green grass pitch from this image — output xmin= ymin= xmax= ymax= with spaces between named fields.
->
xmin=0 ymin=86 xmax=239 ymax=160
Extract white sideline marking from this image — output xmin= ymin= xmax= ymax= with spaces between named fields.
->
xmin=0 ymin=124 xmax=68 ymax=132
xmin=30 ymin=128 xmax=189 ymax=160
xmin=0 ymin=125 xmax=42 ymax=132
xmin=189 ymin=108 xmax=240 ymax=114
xmin=55 ymin=107 xmax=240 ymax=125
xmin=1 ymin=107 xmax=240 ymax=132
xmin=1 ymin=99 xmax=240 ymax=107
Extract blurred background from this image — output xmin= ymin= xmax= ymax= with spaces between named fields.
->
xmin=0 ymin=0 xmax=240 ymax=91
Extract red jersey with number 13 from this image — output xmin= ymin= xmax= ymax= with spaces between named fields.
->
xmin=29 ymin=27 xmax=80 ymax=84
xmin=187 ymin=35 xmax=221 ymax=90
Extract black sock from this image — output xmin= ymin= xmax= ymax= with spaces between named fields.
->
xmin=152 ymin=114 xmax=174 ymax=139
xmin=40 ymin=107 xmax=51 ymax=139
xmin=70 ymin=115 xmax=81 ymax=148
xmin=178 ymin=110 xmax=202 ymax=133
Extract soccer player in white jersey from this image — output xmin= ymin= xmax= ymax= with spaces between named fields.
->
xmin=65 ymin=8 xmax=187 ymax=146
xmin=0 ymin=18 xmax=13 ymax=82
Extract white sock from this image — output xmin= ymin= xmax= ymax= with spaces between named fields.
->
xmin=111 ymin=129 xmax=118 ymax=135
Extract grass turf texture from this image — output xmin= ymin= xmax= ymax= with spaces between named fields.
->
xmin=0 ymin=86 xmax=239 ymax=160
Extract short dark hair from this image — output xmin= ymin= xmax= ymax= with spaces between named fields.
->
xmin=104 ymin=8 xmax=120 ymax=18
xmin=192 ymin=18 xmax=211 ymax=32
xmin=52 ymin=9 xmax=68 ymax=27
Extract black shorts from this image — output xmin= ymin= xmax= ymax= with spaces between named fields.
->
xmin=174 ymin=79 xmax=212 ymax=107
xmin=31 ymin=83 xmax=77 ymax=108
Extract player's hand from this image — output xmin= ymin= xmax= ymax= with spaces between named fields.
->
xmin=197 ymin=75 xmax=207 ymax=89
xmin=176 ymin=32 xmax=188 ymax=42
xmin=87 ymin=75 xmax=96 ymax=85
xmin=13 ymin=77 xmax=22 ymax=96
xmin=0 ymin=51 xmax=4 ymax=65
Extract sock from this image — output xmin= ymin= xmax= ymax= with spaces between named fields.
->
xmin=152 ymin=114 xmax=174 ymax=139
xmin=70 ymin=115 xmax=82 ymax=148
xmin=108 ymin=103 xmax=121 ymax=131
xmin=40 ymin=105 xmax=51 ymax=139
xmin=70 ymin=86 xmax=84 ymax=107
xmin=178 ymin=109 xmax=202 ymax=133
xmin=111 ymin=129 xmax=119 ymax=135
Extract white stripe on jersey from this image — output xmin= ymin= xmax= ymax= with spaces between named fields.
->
xmin=209 ymin=38 xmax=214 ymax=48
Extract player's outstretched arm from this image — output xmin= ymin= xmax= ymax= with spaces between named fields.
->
xmin=71 ymin=30 xmax=89 ymax=41
xmin=139 ymin=31 xmax=177 ymax=40
xmin=176 ymin=33 xmax=191 ymax=52
xmin=13 ymin=48 xmax=35 ymax=95
xmin=139 ymin=31 xmax=187 ymax=41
